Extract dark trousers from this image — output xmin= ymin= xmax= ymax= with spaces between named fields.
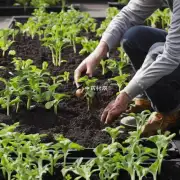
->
xmin=121 ymin=25 xmax=180 ymax=113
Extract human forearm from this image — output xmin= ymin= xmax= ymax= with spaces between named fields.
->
xmin=123 ymin=0 xmax=180 ymax=99
xmin=101 ymin=0 xmax=162 ymax=50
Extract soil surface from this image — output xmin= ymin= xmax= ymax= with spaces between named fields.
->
xmin=0 ymin=22 xmax=128 ymax=148
xmin=0 ymin=18 xmax=180 ymax=180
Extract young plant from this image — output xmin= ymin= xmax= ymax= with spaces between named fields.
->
xmin=100 ymin=59 xmax=107 ymax=75
xmin=14 ymin=0 xmax=30 ymax=12
xmin=103 ymin=126 xmax=125 ymax=144
xmin=31 ymin=0 xmax=61 ymax=8
xmin=96 ymin=7 xmax=119 ymax=37
xmin=0 ymin=29 xmax=17 ymax=57
xmin=45 ymin=93 xmax=70 ymax=114
xmin=117 ymin=47 xmax=130 ymax=65
xmin=146 ymin=9 xmax=161 ymax=28
xmin=54 ymin=135 xmax=84 ymax=168
xmin=0 ymin=78 xmax=19 ymax=116
xmin=78 ymin=75 xmax=98 ymax=111
xmin=67 ymin=24 xmax=81 ymax=53
xmin=79 ymin=38 xmax=99 ymax=55
xmin=147 ymin=131 xmax=176 ymax=179
xmin=109 ymin=73 xmax=129 ymax=92
xmin=59 ymin=71 xmax=70 ymax=83
xmin=16 ymin=17 xmax=44 ymax=39
xmin=42 ymin=24 xmax=70 ymax=66
xmin=62 ymin=158 xmax=97 ymax=180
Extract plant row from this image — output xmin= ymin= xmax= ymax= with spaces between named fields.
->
xmin=0 ymin=111 xmax=175 ymax=180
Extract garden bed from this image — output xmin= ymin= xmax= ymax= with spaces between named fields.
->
xmin=0 ymin=17 xmax=121 ymax=148
xmin=0 ymin=6 xmax=179 ymax=180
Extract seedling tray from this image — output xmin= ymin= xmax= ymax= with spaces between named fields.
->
xmin=65 ymin=141 xmax=180 ymax=163
xmin=0 ymin=5 xmax=80 ymax=16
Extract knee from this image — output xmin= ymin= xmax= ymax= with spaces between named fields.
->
xmin=121 ymin=26 xmax=144 ymax=48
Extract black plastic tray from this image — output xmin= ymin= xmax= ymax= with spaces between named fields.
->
xmin=0 ymin=5 xmax=80 ymax=16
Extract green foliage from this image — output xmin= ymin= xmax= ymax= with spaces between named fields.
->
xmin=0 ymin=115 xmax=174 ymax=180
xmin=96 ymin=7 xmax=119 ymax=37
xmin=31 ymin=0 xmax=61 ymax=8
xmin=14 ymin=0 xmax=30 ymax=12
xmin=0 ymin=29 xmax=18 ymax=57
xmin=0 ymin=123 xmax=84 ymax=180
xmin=0 ymin=58 xmax=69 ymax=115
xmin=146 ymin=8 xmax=171 ymax=31
xmin=16 ymin=8 xmax=97 ymax=66
xmin=109 ymin=74 xmax=129 ymax=92
xmin=78 ymin=76 xmax=98 ymax=111
xmin=63 ymin=110 xmax=175 ymax=180
xmin=79 ymin=38 xmax=99 ymax=55
xmin=117 ymin=0 xmax=129 ymax=5
xmin=117 ymin=47 xmax=130 ymax=65
xmin=100 ymin=57 xmax=129 ymax=76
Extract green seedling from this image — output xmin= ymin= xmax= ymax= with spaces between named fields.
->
xmin=79 ymin=38 xmax=99 ymax=55
xmin=0 ymin=78 xmax=19 ymax=116
xmin=109 ymin=74 xmax=129 ymax=92
xmin=117 ymin=47 xmax=129 ymax=65
xmin=0 ymin=29 xmax=17 ymax=57
xmin=78 ymin=75 xmax=98 ymax=111
xmin=62 ymin=158 xmax=97 ymax=180
xmin=96 ymin=7 xmax=119 ymax=37
xmin=118 ymin=0 xmax=129 ymax=5
xmin=42 ymin=24 xmax=69 ymax=66
xmin=67 ymin=24 xmax=81 ymax=53
xmin=14 ymin=0 xmax=30 ymax=12
xmin=129 ymin=110 xmax=151 ymax=131
xmin=147 ymin=132 xmax=176 ymax=179
xmin=45 ymin=93 xmax=70 ymax=114
xmin=54 ymin=135 xmax=84 ymax=168
xmin=31 ymin=0 xmax=61 ymax=8
xmin=100 ymin=59 xmax=107 ymax=75
xmin=103 ymin=126 xmax=125 ymax=144
xmin=146 ymin=9 xmax=161 ymax=28
xmin=59 ymin=71 xmax=70 ymax=83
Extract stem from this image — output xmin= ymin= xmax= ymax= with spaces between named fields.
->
xmin=27 ymin=97 xmax=31 ymax=110
xmin=51 ymin=49 xmax=55 ymax=65
xmin=102 ymin=66 xmax=105 ymax=75
xmin=58 ymin=50 xmax=62 ymax=66
xmin=54 ymin=105 xmax=58 ymax=114
xmin=87 ymin=97 xmax=90 ymax=111
xmin=38 ymin=159 xmax=43 ymax=180
xmin=153 ymin=174 xmax=157 ymax=180
xmin=7 ymin=96 xmax=10 ymax=116
xmin=130 ymin=171 xmax=135 ymax=180
xmin=63 ymin=153 xmax=67 ymax=168
xmin=2 ymin=50 xmax=5 ymax=57
xmin=73 ymin=40 xmax=76 ymax=53
xmin=16 ymin=102 xmax=20 ymax=113
xmin=7 ymin=172 xmax=11 ymax=180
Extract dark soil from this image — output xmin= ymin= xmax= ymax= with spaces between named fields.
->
xmin=0 ymin=25 xmax=128 ymax=148
xmin=0 ymin=18 xmax=180 ymax=180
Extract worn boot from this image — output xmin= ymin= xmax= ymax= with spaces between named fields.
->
xmin=127 ymin=94 xmax=152 ymax=113
xmin=142 ymin=111 xmax=179 ymax=137
xmin=121 ymin=95 xmax=152 ymax=128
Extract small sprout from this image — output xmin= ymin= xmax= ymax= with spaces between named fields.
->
xmin=8 ymin=50 xmax=16 ymax=56
xmin=78 ymin=76 xmax=98 ymax=111
xmin=109 ymin=74 xmax=129 ymax=93
xmin=103 ymin=126 xmax=125 ymax=143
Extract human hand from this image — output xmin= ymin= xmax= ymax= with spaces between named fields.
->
xmin=74 ymin=41 xmax=108 ymax=88
xmin=101 ymin=92 xmax=131 ymax=124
